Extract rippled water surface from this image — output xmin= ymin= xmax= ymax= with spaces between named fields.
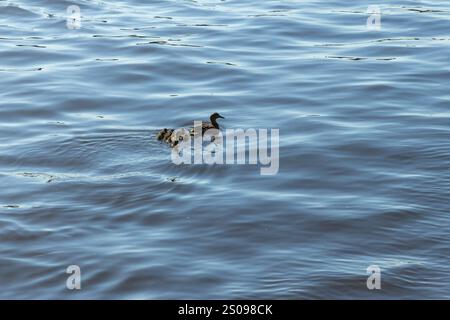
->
xmin=1 ymin=0 xmax=450 ymax=299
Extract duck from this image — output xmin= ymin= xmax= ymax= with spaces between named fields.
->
xmin=189 ymin=112 xmax=225 ymax=136
xmin=157 ymin=112 xmax=225 ymax=147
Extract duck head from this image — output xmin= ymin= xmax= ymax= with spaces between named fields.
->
xmin=210 ymin=112 xmax=225 ymax=129
xmin=210 ymin=112 xmax=225 ymax=121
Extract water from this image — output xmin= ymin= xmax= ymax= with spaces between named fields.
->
xmin=1 ymin=0 xmax=449 ymax=299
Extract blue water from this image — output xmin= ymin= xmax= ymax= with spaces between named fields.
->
xmin=1 ymin=0 xmax=449 ymax=299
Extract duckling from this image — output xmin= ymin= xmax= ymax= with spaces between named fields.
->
xmin=156 ymin=128 xmax=173 ymax=141
xmin=156 ymin=128 xmax=168 ymax=140
xmin=156 ymin=127 xmax=184 ymax=147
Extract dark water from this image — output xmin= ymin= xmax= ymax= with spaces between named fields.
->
xmin=1 ymin=0 xmax=449 ymax=299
